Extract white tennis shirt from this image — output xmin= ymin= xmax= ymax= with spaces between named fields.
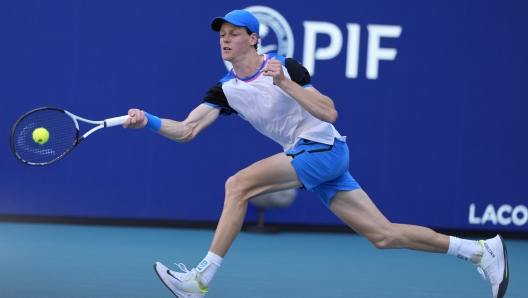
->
xmin=203 ymin=54 xmax=345 ymax=151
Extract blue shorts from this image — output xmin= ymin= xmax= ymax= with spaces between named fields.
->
xmin=285 ymin=138 xmax=360 ymax=208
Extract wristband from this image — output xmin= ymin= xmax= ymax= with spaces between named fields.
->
xmin=144 ymin=111 xmax=162 ymax=132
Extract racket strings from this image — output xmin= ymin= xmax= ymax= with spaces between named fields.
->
xmin=11 ymin=109 xmax=78 ymax=165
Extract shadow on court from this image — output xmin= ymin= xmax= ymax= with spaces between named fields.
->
xmin=0 ymin=222 xmax=526 ymax=297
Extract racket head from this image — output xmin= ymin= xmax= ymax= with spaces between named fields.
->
xmin=10 ymin=107 xmax=79 ymax=166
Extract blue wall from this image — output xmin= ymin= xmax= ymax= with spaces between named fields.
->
xmin=1 ymin=0 xmax=527 ymax=233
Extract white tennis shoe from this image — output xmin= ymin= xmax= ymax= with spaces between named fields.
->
xmin=154 ymin=262 xmax=209 ymax=298
xmin=474 ymin=235 xmax=509 ymax=298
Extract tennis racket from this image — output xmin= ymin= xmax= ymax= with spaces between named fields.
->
xmin=10 ymin=107 xmax=129 ymax=166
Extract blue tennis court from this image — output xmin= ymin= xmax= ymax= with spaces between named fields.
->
xmin=0 ymin=222 xmax=526 ymax=297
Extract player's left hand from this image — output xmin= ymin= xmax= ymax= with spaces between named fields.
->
xmin=261 ymin=57 xmax=286 ymax=86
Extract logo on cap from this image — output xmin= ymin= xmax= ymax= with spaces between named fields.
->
xmin=224 ymin=6 xmax=294 ymax=71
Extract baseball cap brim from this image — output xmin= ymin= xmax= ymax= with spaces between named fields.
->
xmin=210 ymin=10 xmax=260 ymax=35
xmin=211 ymin=17 xmax=245 ymax=32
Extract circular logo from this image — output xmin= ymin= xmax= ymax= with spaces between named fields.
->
xmin=224 ymin=6 xmax=294 ymax=71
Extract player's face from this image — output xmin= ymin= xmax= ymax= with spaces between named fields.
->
xmin=219 ymin=22 xmax=255 ymax=62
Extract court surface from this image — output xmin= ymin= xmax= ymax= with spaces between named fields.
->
xmin=0 ymin=222 xmax=526 ymax=297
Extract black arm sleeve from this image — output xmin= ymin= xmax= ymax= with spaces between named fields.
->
xmin=202 ymin=82 xmax=237 ymax=116
xmin=285 ymin=58 xmax=312 ymax=87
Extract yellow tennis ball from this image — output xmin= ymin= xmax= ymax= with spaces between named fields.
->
xmin=33 ymin=127 xmax=49 ymax=145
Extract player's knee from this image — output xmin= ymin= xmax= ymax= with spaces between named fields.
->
xmin=224 ymin=174 xmax=249 ymax=203
xmin=371 ymin=237 xmax=394 ymax=250
xmin=224 ymin=175 xmax=241 ymax=199
xmin=369 ymin=229 xmax=402 ymax=250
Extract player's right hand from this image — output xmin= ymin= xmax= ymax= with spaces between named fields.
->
xmin=123 ymin=109 xmax=148 ymax=129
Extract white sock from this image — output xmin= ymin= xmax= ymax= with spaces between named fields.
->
xmin=196 ymin=251 xmax=223 ymax=287
xmin=447 ymin=236 xmax=483 ymax=262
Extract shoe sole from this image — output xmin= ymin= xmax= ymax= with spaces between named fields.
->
xmin=153 ymin=262 xmax=187 ymax=298
xmin=497 ymin=235 xmax=509 ymax=298
xmin=153 ymin=262 xmax=207 ymax=298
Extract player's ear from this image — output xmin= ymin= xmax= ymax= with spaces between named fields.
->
xmin=250 ymin=33 xmax=258 ymax=46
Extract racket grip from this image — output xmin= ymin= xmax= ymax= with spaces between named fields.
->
xmin=105 ymin=115 xmax=130 ymax=127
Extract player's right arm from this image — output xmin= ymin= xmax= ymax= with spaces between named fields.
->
xmin=124 ymin=104 xmax=220 ymax=143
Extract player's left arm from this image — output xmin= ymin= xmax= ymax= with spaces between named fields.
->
xmin=261 ymin=57 xmax=338 ymax=123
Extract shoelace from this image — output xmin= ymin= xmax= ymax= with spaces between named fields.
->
xmin=172 ymin=262 xmax=209 ymax=292
xmin=173 ymin=263 xmax=195 ymax=280
xmin=475 ymin=257 xmax=498 ymax=283
xmin=476 ymin=266 xmax=487 ymax=280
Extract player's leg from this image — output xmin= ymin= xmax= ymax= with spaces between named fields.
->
xmin=329 ymin=188 xmax=449 ymax=252
xmin=329 ymin=189 xmax=509 ymax=298
xmin=154 ymin=152 xmax=301 ymax=297
xmin=210 ymin=152 xmax=302 ymax=256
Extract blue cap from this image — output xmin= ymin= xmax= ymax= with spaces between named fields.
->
xmin=211 ymin=10 xmax=260 ymax=35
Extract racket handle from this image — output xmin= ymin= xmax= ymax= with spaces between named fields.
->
xmin=105 ymin=115 xmax=129 ymax=127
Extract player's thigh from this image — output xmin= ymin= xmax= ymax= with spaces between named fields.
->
xmin=329 ymin=189 xmax=394 ymax=240
xmin=228 ymin=152 xmax=303 ymax=199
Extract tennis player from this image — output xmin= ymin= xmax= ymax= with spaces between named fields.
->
xmin=123 ymin=9 xmax=509 ymax=298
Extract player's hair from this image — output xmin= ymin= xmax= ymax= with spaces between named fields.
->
xmin=245 ymin=27 xmax=259 ymax=50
